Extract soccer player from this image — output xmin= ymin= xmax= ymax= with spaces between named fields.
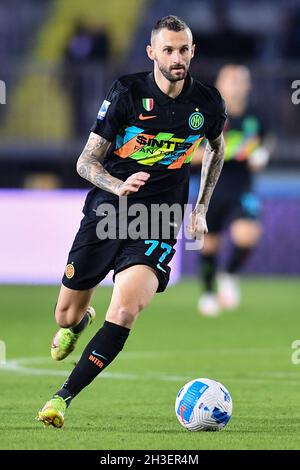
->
xmin=37 ymin=15 xmax=226 ymax=427
xmin=196 ymin=65 xmax=270 ymax=316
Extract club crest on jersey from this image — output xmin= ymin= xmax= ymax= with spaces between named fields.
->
xmin=97 ymin=100 xmax=111 ymax=120
xmin=65 ymin=263 xmax=75 ymax=279
xmin=142 ymin=98 xmax=154 ymax=111
xmin=189 ymin=112 xmax=204 ymax=130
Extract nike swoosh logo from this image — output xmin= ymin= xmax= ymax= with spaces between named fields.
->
xmin=92 ymin=351 xmax=108 ymax=361
xmin=139 ymin=113 xmax=157 ymax=120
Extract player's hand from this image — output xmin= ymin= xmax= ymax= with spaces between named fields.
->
xmin=187 ymin=204 xmax=208 ymax=248
xmin=115 ymin=172 xmax=150 ymax=196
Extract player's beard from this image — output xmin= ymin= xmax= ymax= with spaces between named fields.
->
xmin=158 ymin=62 xmax=188 ymax=82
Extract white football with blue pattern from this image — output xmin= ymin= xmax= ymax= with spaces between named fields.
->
xmin=175 ymin=378 xmax=233 ymax=431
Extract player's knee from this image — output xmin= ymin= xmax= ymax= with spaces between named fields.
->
xmin=231 ymin=221 xmax=261 ymax=247
xmin=108 ymin=303 xmax=144 ymax=328
xmin=54 ymin=304 xmax=78 ymax=328
xmin=203 ymin=234 xmax=220 ymax=254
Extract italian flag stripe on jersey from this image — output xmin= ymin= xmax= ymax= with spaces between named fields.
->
xmin=142 ymin=98 xmax=154 ymax=111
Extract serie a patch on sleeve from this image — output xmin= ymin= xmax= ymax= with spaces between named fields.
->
xmin=97 ymin=100 xmax=111 ymax=120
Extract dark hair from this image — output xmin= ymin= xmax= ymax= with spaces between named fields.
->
xmin=151 ymin=15 xmax=192 ymax=40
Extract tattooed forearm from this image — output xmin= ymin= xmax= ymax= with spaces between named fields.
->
xmin=76 ymin=133 xmax=123 ymax=194
xmin=196 ymin=133 xmax=225 ymax=213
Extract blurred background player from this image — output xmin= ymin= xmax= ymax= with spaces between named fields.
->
xmin=195 ymin=64 xmax=270 ymax=316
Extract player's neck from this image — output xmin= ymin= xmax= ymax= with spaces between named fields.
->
xmin=226 ymin=98 xmax=247 ymax=117
xmin=154 ymin=69 xmax=185 ymax=99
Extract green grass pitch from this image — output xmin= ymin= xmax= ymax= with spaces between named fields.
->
xmin=0 ymin=278 xmax=300 ymax=450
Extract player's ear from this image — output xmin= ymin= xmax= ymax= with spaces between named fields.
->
xmin=191 ymin=44 xmax=195 ymax=59
xmin=146 ymin=45 xmax=155 ymax=61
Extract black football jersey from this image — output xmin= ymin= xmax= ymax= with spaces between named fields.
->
xmin=84 ymin=71 xmax=226 ymax=213
xmin=217 ymin=109 xmax=264 ymax=189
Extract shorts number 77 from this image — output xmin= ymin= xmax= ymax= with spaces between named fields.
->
xmin=144 ymin=240 xmax=173 ymax=273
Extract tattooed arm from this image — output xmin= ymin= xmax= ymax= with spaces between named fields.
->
xmin=196 ymin=132 xmax=225 ymax=211
xmin=188 ymin=133 xmax=225 ymax=244
xmin=76 ymin=132 xmax=149 ymax=196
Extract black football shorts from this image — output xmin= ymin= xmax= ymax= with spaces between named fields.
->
xmin=206 ymin=187 xmax=261 ymax=234
xmin=62 ymin=212 xmax=176 ymax=292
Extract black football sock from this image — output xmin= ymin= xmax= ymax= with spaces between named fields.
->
xmin=55 ymin=321 xmax=130 ymax=405
xmin=70 ymin=311 xmax=90 ymax=334
xmin=200 ymin=254 xmax=217 ymax=292
xmin=227 ymin=245 xmax=252 ymax=274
